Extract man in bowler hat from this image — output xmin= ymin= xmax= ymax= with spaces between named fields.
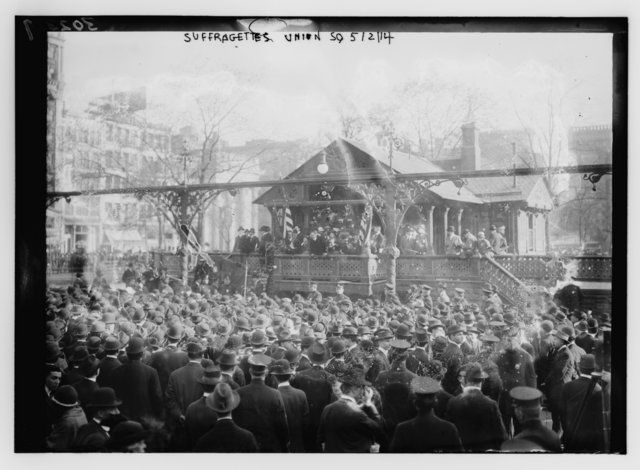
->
xmin=194 ymin=382 xmax=258 ymax=452
xmin=445 ymin=363 xmax=507 ymax=452
xmin=272 ymin=358 xmax=310 ymax=452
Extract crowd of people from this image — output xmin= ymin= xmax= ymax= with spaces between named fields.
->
xmin=44 ymin=265 xmax=611 ymax=453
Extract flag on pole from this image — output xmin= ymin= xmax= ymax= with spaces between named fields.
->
xmin=180 ymin=224 xmax=216 ymax=270
xmin=283 ymin=206 xmax=293 ymax=239
xmin=359 ymin=205 xmax=372 ymax=242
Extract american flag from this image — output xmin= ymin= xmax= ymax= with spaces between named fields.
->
xmin=359 ymin=205 xmax=372 ymax=242
xmin=283 ymin=206 xmax=293 ymax=238
xmin=180 ymin=224 xmax=215 ymax=269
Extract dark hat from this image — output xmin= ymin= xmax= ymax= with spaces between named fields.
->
xmin=428 ymin=319 xmax=445 ymax=332
xmin=342 ymin=326 xmax=357 ymax=338
xmin=447 ymin=324 xmax=464 ymax=336
xmin=108 ymin=421 xmax=149 ymax=450
xmin=411 ymin=376 xmax=441 ymax=395
xmin=416 ymin=314 xmax=429 ymax=328
xmin=579 ymin=354 xmax=597 ymax=372
xmin=503 ymin=312 xmax=516 ymax=325
xmin=560 ymin=325 xmax=575 ymax=340
xmin=197 ymin=363 xmax=221 ymax=385
xmin=308 ymin=341 xmax=329 ymax=364
xmin=480 ymin=332 xmax=500 ymax=343
xmin=186 ymin=342 xmax=203 ymax=355
xmin=69 ymin=345 xmax=89 ymax=363
xmin=389 ymin=339 xmax=411 ymax=351
xmin=415 ymin=328 xmax=429 ymax=343
xmin=357 ymin=325 xmax=371 ymax=337
xmin=250 ymin=330 xmax=268 ymax=347
xmin=395 ymin=323 xmax=412 ymax=339
xmin=166 ymin=324 xmax=184 ymax=341
xmin=465 ymin=362 xmax=489 ymax=381
xmin=248 ymin=353 xmax=272 ymax=368
xmin=301 ymin=335 xmax=316 ymax=350
xmin=235 ymin=317 xmax=251 ymax=331
xmin=341 ymin=366 xmax=370 ymax=386
xmin=104 ymin=336 xmax=121 ymax=352
xmin=45 ymin=341 xmax=62 ymax=363
xmin=87 ymin=387 xmax=122 ymax=409
xmin=51 ymin=385 xmax=79 ymax=407
xmin=218 ymin=349 xmax=238 ymax=366
xmin=126 ymin=336 xmax=145 ymax=355
xmin=540 ymin=320 xmax=554 ymax=334
xmin=207 ymin=382 xmax=240 ymax=413
xmin=374 ymin=328 xmax=393 ymax=341
xmin=79 ymin=355 xmax=101 ymax=377
xmin=509 ymin=386 xmax=543 ymax=407
xmin=270 ymin=358 xmax=293 ymax=376
xmin=330 ymin=340 xmax=347 ymax=355
xmin=552 ymin=329 xmax=570 ymax=343
xmin=587 ymin=318 xmax=599 ymax=334
xmin=575 ymin=320 xmax=588 ymax=333
xmin=284 ymin=347 xmax=300 ymax=363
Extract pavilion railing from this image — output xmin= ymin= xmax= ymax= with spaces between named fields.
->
xmin=569 ymin=256 xmax=612 ymax=281
xmin=493 ymin=255 xmax=564 ymax=285
xmin=274 ymin=254 xmax=376 ymax=283
xmin=396 ymin=255 xmax=481 ymax=281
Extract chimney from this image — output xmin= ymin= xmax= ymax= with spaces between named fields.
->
xmin=460 ymin=122 xmax=480 ymax=171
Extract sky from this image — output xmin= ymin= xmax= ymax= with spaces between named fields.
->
xmin=59 ymin=31 xmax=613 ymax=145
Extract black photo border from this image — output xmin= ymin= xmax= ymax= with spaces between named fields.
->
xmin=15 ymin=16 xmax=628 ymax=453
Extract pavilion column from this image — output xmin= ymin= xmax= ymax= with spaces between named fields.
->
xmin=512 ymin=207 xmax=520 ymax=254
xmin=544 ymin=213 xmax=550 ymax=253
xmin=428 ymin=205 xmax=435 ymax=254
xmin=443 ymin=206 xmax=450 ymax=243
xmin=457 ymin=207 xmax=464 ymax=235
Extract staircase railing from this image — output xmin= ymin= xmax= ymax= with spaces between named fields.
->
xmin=479 ymin=256 xmax=533 ymax=311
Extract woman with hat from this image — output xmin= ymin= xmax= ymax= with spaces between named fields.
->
xmin=194 ymin=383 xmax=258 ymax=452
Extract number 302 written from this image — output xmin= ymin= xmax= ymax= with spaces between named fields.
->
xmin=58 ymin=17 xmax=98 ymax=31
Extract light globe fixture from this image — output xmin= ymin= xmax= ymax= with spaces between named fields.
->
xmin=316 ymin=152 xmax=329 ymax=174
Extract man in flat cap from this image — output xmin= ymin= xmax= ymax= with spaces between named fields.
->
xmin=233 ymin=353 xmax=290 ymax=452
xmin=446 ymin=363 xmax=507 ymax=452
xmin=501 ymin=386 xmax=561 ymax=452
xmin=390 ymin=377 xmax=463 ymax=452
xmin=317 ymin=366 xmax=386 ymax=452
